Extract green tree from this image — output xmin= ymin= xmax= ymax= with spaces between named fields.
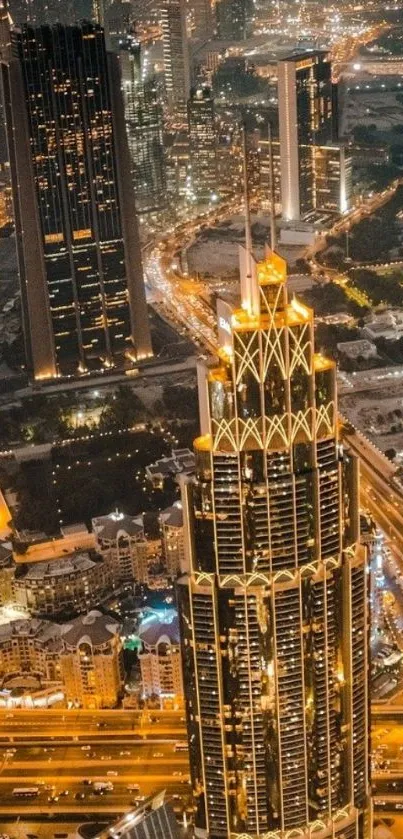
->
xmin=99 ymin=386 xmax=147 ymax=431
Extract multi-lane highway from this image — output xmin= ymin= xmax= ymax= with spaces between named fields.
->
xmin=0 ymin=709 xmax=186 ymax=740
xmin=0 ymin=710 xmax=189 ymax=818
xmin=342 ymin=426 xmax=403 ymax=556
xmin=143 ymin=195 xmax=246 ymax=353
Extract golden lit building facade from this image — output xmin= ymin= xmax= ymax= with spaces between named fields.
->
xmin=60 ymin=610 xmax=123 ymax=709
xmin=177 ymin=248 xmax=371 ymax=839
xmin=92 ymin=511 xmax=148 ymax=584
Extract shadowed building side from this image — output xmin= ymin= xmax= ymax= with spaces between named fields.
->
xmin=1 ymin=57 xmax=56 ymax=379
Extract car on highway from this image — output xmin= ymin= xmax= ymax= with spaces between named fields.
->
xmin=93 ymin=781 xmax=113 ymax=793
xmin=75 ymin=792 xmax=85 ymax=800
xmin=174 ymin=742 xmax=188 ymax=752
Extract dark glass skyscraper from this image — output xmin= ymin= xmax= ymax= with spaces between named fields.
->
xmin=215 ymin=0 xmax=246 ymax=40
xmin=119 ymin=36 xmax=167 ymax=216
xmin=3 ymin=22 xmax=152 ymax=379
xmin=188 ymin=85 xmax=217 ymax=202
xmin=178 ymin=247 xmax=371 ymax=839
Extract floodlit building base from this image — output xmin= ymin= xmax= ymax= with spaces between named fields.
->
xmin=229 ymin=805 xmax=366 ymax=838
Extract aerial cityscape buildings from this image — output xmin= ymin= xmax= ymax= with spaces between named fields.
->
xmin=2 ymin=0 xmax=403 ymax=835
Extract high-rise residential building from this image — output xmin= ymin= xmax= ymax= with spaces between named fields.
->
xmin=0 ymin=617 xmax=62 ymax=685
xmin=177 ymin=246 xmax=371 ymax=838
xmin=119 ymin=36 xmax=167 ymax=215
xmin=138 ymin=608 xmax=183 ymax=700
xmin=60 ymin=610 xmax=124 ymax=708
xmin=161 ymin=0 xmax=190 ymax=119
xmin=13 ymin=553 xmax=113 ymax=616
xmin=92 ymin=510 xmax=149 ymax=583
xmin=278 ymin=50 xmax=337 ymax=221
xmin=160 ymin=501 xmax=185 ymax=578
xmin=215 ymin=0 xmax=246 ymax=40
xmin=188 ymin=85 xmax=217 ymax=201
xmin=2 ymin=23 xmax=152 ymax=380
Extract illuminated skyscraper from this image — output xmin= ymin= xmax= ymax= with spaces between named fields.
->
xmin=161 ymin=0 xmax=190 ymax=119
xmin=178 ymin=244 xmax=371 ymax=838
xmin=313 ymin=144 xmax=352 ymax=215
xmin=188 ymin=85 xmax=217 ymax=201
xmin=278 ymin=50 xmax=337 ymax=220
xmin=2 ymin=22 xmax=152 ymax=379
xmin=119 ymin=36 xmax=167 ymax=215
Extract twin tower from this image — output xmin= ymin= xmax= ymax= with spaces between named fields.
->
xmin=178 ymin=245 xmax=372 ymax=839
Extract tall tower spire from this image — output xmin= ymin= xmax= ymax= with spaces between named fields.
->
xmin=177 ymin=249 xmax=371 ymax=839
xmin=242 ymin=124 xmax=252 ymax=262
xmin=268 ymin=120 xmax=277 ymax=251
xmin=240 ymin=125 xmax=259 ymax=317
